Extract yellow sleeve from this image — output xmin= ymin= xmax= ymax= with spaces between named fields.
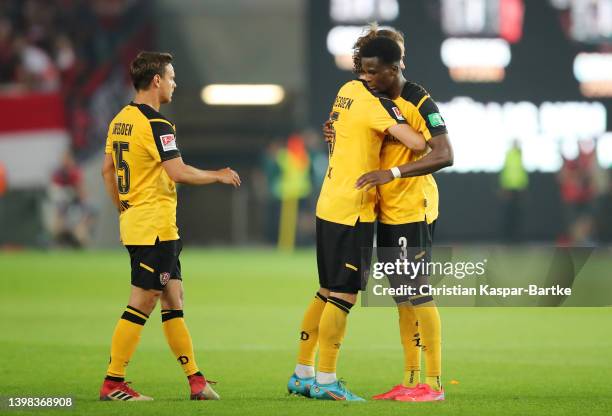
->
xmin=368 ymin=96 xmax=407 ymax=134
xmin=403 ymin=102 xmax=432 ymax=140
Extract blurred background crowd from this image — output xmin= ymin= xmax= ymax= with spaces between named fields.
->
xmin=0 ymin=0 xmax=610 ymax=249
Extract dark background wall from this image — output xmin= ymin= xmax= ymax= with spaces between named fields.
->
xmin=302 ymin=0 xmax=611 ymax=244
xmin=307 ymin=0 xmax=611 ymax=124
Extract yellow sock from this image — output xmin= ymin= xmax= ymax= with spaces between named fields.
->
xmin=398 ymin=304 xmax=421 ymax=387
xmin=412 ymin=299 xmax=442 ymax=390
xmin=317 ymin=297 xmax=353 ymax=374
xmin=426 ymin=376 xmax=442 ymax=391
xmin=297 ymin=293 xmax=327 ymax=366
xmin=106 ymin=305 xmax=148 ymax=379
xmin=162 ymin=310 xmax=200 ymax=376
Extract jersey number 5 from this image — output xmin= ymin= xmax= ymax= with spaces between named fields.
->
xmin=113 ymin=141 xmax=130 ymax=194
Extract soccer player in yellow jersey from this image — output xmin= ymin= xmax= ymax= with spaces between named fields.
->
xmin=99 ymin=52 xmax=240 ymax=401
xmin=288 ymin=37 xmax=427 ymax=401
xmin=354 ymin=28 xmax=454 ymax=402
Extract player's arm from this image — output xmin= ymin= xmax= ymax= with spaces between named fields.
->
xmin=371 ymin=97 xmax=426 ymax=151
xmin=162 ymin=156 xmax=241 ymax=187
xmin=395 ymin=133 xmax=453 ymax=176
xmin=101 ymin=153 xmax=121 ymax=211
xmin=386 ymin=123 xmax=427 ymax=152
xmin=355 ymin=133 xmax=453 ymax=190
xmin=322 ymin=118 xmax=334 ymax=143
xmin=323 ymin=118 xmax=426 ymax=151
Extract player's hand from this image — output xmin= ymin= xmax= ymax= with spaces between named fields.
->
xmin=355 ymin=169 xmax=394 ymax=190
xmin=322 ymin=119 xmax=335 ymax=143
xmin=216 ymin=167 xmax=241 ymax=188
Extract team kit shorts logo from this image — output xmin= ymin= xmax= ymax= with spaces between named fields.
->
xmin=159 ymin=134 xmax=177 ymax=151
xmin=159 ymin=272 xmax=171 ymax=286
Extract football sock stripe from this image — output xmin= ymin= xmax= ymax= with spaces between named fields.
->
xmin=161 ymin=309 xmax=184 ymax=322
xmin=327 ymin=297 xmax=352 ymax=314
xmin=121 ymin=306 xmax=148 ymax=325
xmin=126 ymin=305 xmax=150 ymax=319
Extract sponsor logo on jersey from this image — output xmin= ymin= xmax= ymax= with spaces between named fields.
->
xmin=160 ymin=134 xmax=177 ymax=151
xmin=392 ymin=107 xmax=405 ymax=120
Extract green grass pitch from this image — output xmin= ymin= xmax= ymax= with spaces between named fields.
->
xmin=1 ymin=249 xmax=611 ymax=416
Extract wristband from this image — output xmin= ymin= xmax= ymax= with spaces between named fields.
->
xmin=390 ymin=166 xmax=401 ymax=179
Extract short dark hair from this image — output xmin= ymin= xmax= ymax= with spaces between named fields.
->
xmin=359 ymin=36 xmax=401 ymax=66
xmin=352 ymin=24 xmax=404 ymax=73
xmin=129 ymin=51 xmax=173 ymax=91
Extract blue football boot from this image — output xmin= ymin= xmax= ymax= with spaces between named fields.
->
xmin=287 ymin=373 xmax=315 ymax=397
xmin=309 ymin=379 xmax=365 ymax=401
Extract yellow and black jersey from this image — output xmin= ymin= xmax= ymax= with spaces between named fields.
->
xmin=378 ymin=82 xmax=448 ymax=225
xmin=316 ymin=79 xmax=407 ymax=225
xmin=104 ymin=102 xmax=181 ymax=245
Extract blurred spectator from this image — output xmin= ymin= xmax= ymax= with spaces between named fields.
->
xmin=276 ymin=133 xmax=312 ymax=249
xmin=45 ymin=151 xmax=95 ymax=248
xmin=303 ymin=128 xmax=327 ymax=194
xmin=499 ymin=139 xmax=528 ymax=242
xmin=595 ymin=169 xmax=612 ymax=243
xmin=0 ymin=161 xmax=6 ymax=196
xmin=54 ymin=34 xmax=76 ymax=77
xmin=558 ymin=139 xmax=597 ymax=244
xmin=299 ymin=129 xmax=327 ymax=244
xmin=261 ymin=140 xmax=282 ymax=243
xmin=259 ymin=134 xmax=317 ymax=248
xmin=585 ymin=138 xmax=609 ymax=243
xmin=1 ymin=0 xmax=151 ymax=153
xmin=0 ymin=18 xmax=19 ymax=87
xmin=14 ymin=34 xmax=60 ymax=91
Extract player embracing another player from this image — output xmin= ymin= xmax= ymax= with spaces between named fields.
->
xmin=353 ymin=25 xmax=454 ymax=403
xmin=287 ymin=36 xmax=428 ymax=401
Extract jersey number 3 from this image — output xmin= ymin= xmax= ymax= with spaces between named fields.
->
xmin=113 ymin=141 xmax=130 ymax=194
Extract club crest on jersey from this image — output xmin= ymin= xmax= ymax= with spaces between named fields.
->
xmin=159 ymin=134 xmax=177 ymax=151
xmin=392 ymin=107 xmax=404 ymax=120
xmin=160 ymin=272 xmax=171 ymax=286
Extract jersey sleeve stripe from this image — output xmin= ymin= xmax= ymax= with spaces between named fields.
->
xmin=416 ymin=95 xmax=429 ymax=110
xmin=149 ymin=118 xmax=174 ymax=128
xmin=160 ymin=153 xmax=181 ymax=162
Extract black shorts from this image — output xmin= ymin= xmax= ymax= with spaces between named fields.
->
xmin=377 ymin=220 xmax=435 ymax=251
xmin=125 ymin=238 xmax=182 ymax=291
xmin=376 ymin=221 xmax=436 ymax=304
xmin=316 ymin=217 xmax=374 ymax=294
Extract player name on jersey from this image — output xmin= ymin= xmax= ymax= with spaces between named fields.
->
xmin=333 ymin=95 xmax=354 ymax=110
xmin=112 ymin=122 xmax=134 ymax=136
